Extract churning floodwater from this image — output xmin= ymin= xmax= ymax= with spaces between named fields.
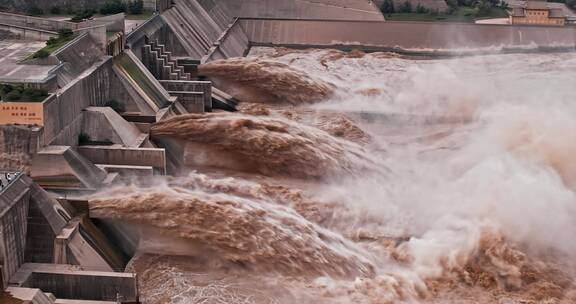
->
xmin=89 ymin=48 xmax=576 ymax=303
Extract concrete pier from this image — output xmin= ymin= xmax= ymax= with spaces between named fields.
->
xmin=11 ymin=264 xmax=137 ymax=302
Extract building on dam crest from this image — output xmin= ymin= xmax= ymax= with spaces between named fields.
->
xmin=509 ymin=0 xmax=567 ymax=26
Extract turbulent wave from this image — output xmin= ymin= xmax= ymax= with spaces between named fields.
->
xmin=103 ymin=48 xmax=576 ymax=303
xmin=150 ymin=113 xmax=379 ymax=179
xmin=238 ymin=103 xmax=372 ymax=145
xmin=89 ymin=183 xmax=375 ymax=277
xmin=198 ymin=57 xmax=336 ymax=104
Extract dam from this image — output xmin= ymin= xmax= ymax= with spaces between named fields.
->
xmin=0 ymin=0 xmax=575 ymax=303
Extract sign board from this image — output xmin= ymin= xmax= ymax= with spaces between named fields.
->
xmin=0 ymin=102 xmax=44 ymax=126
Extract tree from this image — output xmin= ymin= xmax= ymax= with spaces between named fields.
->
xmin=476 ymin=0 xmax=499 ymax=15
xmin=566 ymin=0 xmax=576 ymax=9
xmin=128 ymin=0 xmax=145 ymax=14
xmin=100 ymin=0 xmax=126 ymax=15
xmin=33 ymin=49 xmax=49 ymax=59
xmin=446 ymin=0 xmax=459 ymax=14
xmin=5 ymin=91 xmax=22 ymax=101
xmin=27 ymin=6 xmax=44 ymax=16
xmin=70 ymin=10 xmax=94 ymax=22
xmin=498 ymin=0 xmax=510 ymax=9
xmin=46 ymin=37 xmax=58 ymax=46
xmin=50 ymin=6 xmax=61 ymax=14
xmin=58 ymin=28 xmax=74 ymax=39
xmin=380 ymin=0 xmax=395 ymax=13
xmin=416 ymin=4 xmax=429 ymax=13
xmin=399 ymin=0 xmax=413 ymax=12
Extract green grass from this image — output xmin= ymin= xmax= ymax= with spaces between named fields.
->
xmin=385 ymin=7 xmax=508 ymax=23
xmin=4 ymin=96 xmax=47 ymax=102
xmin=42 ymin=35 xmax=75 ymax=54
xmin=26 ymin=34 xmax=76 ymax=61
xmin=0 ymin=85 xmax=49 ymax=103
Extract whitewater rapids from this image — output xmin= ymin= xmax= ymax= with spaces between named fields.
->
xmin=89 ymin=48 xmax=576 ymax=303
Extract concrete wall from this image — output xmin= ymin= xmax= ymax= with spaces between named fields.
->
xmin=0 ymin=173 xmax=30 ymax=289
xmin=107 ymin=31 xmax=125 ymax=56
xmin=159 ymin=80 xmax=212 ymax=112
xmin=43 ymin=58 xmax=113 ymax=145
xmin=19 ymin=264 xmax=137 ymax=302
xmin=24 ymin=178 xmax=69 ymax=266
xmin=157 ymin=0 xmax=172 ymax=12
xmin=239 ymin=19 xmax=576 ymax=52
xmin=82 ymin=107 xmax=145 ymax=148
xmin=0 ymin=125 xmax=43 ymax=172
xmin=0 ymin=0 xmax=157 ymax=13
xmin=53 ymin=33 xmax=106 ymax=85
xmin=31 ymin=146 xmax=108 ymax=189
xmin=203 ymin=18 xmax=249 ymax=62
xmin=113 ymin=50 xmax=173 ymax=111
xmin=209 ymin=0 xmax=384 ymax=21
xmin=78 ymin=146 xmax=166 ymax=173
xmin=24 ymin=189 xmax=57 ymax=264
xmin=126 ymin=14 xmax=187 ymax=59
xmin=0 ymin=23 xmax=57 ymax=40
xmin=161 ymin=0 xmax=233 ymax=59
xmin=0 ymin=174 xmax=69 ymax=289
xmin=78 ymin=13 xmax=125 ymax=33
xmin=0 ymin=11 xmax=78 ymax=31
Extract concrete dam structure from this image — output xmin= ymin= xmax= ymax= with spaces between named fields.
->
xmin=0 ymin=0 xmax=575 ymax=302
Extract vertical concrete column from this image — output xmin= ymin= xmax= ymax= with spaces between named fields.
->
xmin=142 ymin=45 xmax=152 ymax=71
xmin=164 ymin=51 xmax=173 ymax=64
xmin=157 ymin=58 xmax=167 ymax=80
xmin=54 ymin=226 xmax=75 ymax=264
xmin=163 ymin=66 xmax=173 ymax=80
xmin=150 ymin=50 xmax=159 ymax=78
xmin=157 ymin=44 xmax=166 ymax=57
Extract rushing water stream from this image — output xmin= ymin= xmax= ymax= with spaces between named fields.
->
xmin=89 ymin=48 xmax=576 ymax=303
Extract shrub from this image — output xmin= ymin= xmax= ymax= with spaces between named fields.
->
xmin=128 ymin=0 xmax=145 ymax=14
xmin=0 ymin=84 xmax=13 ymax=95
xmin=5 ymin=91 xmax=22 ymax=101
xmin=446 ymin=0 xmax=458 ymax=14
xmin=100 ymin=0 xmax=126 ymax=15
xmin=71 ymin=10 xmax=95 ymax=22
xmin=399 ymin=0 xmax=413 ymax=12
xmin=27 ymin=6 xmax=44 ymax=16
xmin=33 ymin=49 xmax=49 ymax=59
xmin=12 ymin=85 xmax=24 ymax=93
xmin=416 ymin=4 xmax=429 ymax=13
xmin=380 ymin=0 xmax=395 ymax=13
xmin=21 ymin=88 xmax=48 ymax=100
xmin=78 ymin=133 xmax=91 ymax=145
xmin=46 ymin=37 xmax=58 ymax=46
xmin=50 ymin=6 xmax=62 ymax=14
xmin=58 ymin=28 xmax=74 ymax=39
